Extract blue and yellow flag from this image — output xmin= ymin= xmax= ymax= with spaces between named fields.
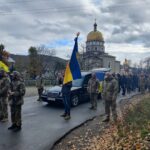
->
xmin=0 ymin=60 xmax=9 ymax=72
xmin=0 ymin=53 xmax=9 ymax=72
xmin=63 ymin=37 xmax=81 ymax=84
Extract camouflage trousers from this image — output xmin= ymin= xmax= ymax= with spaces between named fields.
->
xmin=140 ymin=85 xmax=145 ymax=94
xmin=105 ymin=100 xmax=117 ymax=120
xmin=10 ymin=105 xmax=22 ymax=126
xmin=0 ymin=97 xmax=8 ymax=119
xmin=90 ymin=93 xmax=98 ymax=109
xmin=38 ymin=87 xmax=44 ymax=100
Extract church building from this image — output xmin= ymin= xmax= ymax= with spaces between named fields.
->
xmin=81 ymin=22 xmax=120 ymax=73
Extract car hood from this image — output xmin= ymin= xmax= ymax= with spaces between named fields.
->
xmin=45 ymin=86 xmax=81 ymax=93
xmin=71 ymin=87 xmax=81 ymax=91
xmin=45 ymin=86 xmax=62 ymax=93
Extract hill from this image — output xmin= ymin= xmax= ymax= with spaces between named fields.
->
xmin=10 ymin=54 xmax=67 ymax=73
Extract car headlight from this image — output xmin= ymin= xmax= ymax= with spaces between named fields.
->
xmin=59 ymin=92 xmax=62 ymax=97
xmin=43 ymin=89 xmax=48 ymax=95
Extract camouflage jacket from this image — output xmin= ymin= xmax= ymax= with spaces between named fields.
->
xmin=0 ymin=77 xmax=10 ymax=97
xmin=36 ymin=76 xmax=44 ymax=89
xmin=87 ymin=78 xmax=99 ymax=94
xmin=9 ymin=80 xmax=26 ymax=105
xmin=139 ymin=76 xmax=146 ymax=87
xmin=102 ymin=77 xmax=118 ymax=101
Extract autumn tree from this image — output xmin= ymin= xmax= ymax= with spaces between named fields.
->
xmin=28 ymin=46 xmax=39 ymax=79
xmin=0 ymin=44 xmax=4 ymax=52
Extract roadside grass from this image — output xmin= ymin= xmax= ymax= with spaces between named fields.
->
xmin=115 ymin=95 xmax=150 ymax=149
xmin=123 ymin=97 xmax=150 ymax=139
xmin=80 ymin=95 xmax=150 ymax=150
xmin=53 ymin=94 xmax=150 ymax=150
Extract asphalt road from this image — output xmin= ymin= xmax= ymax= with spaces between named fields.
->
xmin=0 ymin=96 xmax=105 ymax=150
xmin=0 ymin=93 xmax=137 ymax=150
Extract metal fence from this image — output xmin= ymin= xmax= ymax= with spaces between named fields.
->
xmin=25 ymin=79 xmax=56 ymax=86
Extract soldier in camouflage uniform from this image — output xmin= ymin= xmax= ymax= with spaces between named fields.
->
xmin=87 ymin=73 xmax=99 ymax=110
xmin=36 ymin=74 xmax=44 ymax=101
xmin=8 ymin=71 xmax=26 ymax=132
xmin=0 ymin=69 xmax=10 ymax=122
xmin=102 ymin=72 xmax=118 ymax=122
xmin=148 ymin=74 xmax=150 ymax=92
xmin=139 ymin=73 xmax=146 ymax=94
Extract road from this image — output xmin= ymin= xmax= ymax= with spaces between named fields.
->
xmin=0 ymin=93 xmax=137 ymax=150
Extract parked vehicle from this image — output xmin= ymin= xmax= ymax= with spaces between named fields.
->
xmin=41 ymin=71 xmax=106 ymax=107
xmin=41 ymin=72 xmax=91 ymax=106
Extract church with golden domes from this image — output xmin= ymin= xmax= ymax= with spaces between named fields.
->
xmin=81 ymin=22 xmax=120 ymax=73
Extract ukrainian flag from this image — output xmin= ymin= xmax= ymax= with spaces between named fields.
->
xmin=0 ymin=61 xmax=9 ymax=72
xmin=63 ymin=37 xmax=81 ymax=84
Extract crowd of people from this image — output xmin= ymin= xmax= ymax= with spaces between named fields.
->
xmin=117 ymin=72 xmax=150 ymax=95
xmin=0 ymin=67 xmax=150 ymax=131
xmin=58 ymin=71 xmax=150 ymax=121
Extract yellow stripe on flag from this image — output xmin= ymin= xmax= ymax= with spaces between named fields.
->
xmin=63 ymin=63 xmax=73 ymax=84
xmin=0 ymin=61 xmax=9 ymax=72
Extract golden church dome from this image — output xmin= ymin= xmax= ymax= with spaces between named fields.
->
xmin=87 ymin=22 xmax=104 ymax=42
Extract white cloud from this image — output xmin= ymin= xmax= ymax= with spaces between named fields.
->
xmin=0 ymin=0 xmax=150 ymax=64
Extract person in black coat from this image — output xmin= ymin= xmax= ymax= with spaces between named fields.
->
xmin=120 ymin=74 xmax=127 ymax=96
xmin=61 ymin=81 xmax=72 ymax=120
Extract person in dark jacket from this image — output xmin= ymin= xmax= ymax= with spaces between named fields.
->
xmin=120 ymin=74 xmax=127 ymax=96
xmin=61 ymin=81 xmax=72 ymax=120
xmin=117 ymin=73 xmax=121 ymax=93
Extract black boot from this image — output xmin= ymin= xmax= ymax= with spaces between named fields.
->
xmin=89 ymin=106 xmax=94 ymax=110
xmin=8 ymin=124 xmax=16 ymax=130
xmin=60 ymin=113 xmax=67 ymax=117
xmin=64 ymin=114 xmax=71 ymax=120
xmin=13 ymin=126 xmax=22 ymax=132
xmin=102 ymin=117 xmax=110 ymax=122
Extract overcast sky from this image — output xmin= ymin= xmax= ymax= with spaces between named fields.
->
xmin=0 ymin=0 xmax=150 ymax=64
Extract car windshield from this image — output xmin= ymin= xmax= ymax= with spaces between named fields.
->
xmin=72 ymin=78 xmax=84 ymax=87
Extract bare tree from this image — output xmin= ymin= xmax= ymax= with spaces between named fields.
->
xmin=37 ymin=45 xmax=56 ymax=56
xmin=139 ymin=60 xmax=144 ymax=69
xmin=143 ymin=57 xmax=150 ymax=69
xmin=36 ymin=45 xmax=57 ymax=74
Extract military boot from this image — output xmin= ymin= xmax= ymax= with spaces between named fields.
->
xmin=8 ymin=124 xmax=17 ymax=130
xmin=0 ymin=116 xmax=3 ymax=121
xmin=60 ymin=113 xmax=67 ymax=117
xmin=64 ymin=115 xmax=71 ymax=120
xmin=13 ymin=126 xmax=22 ymax=132
xmin=89 ymin=106 xmax=94 ymax=110
xmin=102 ymin=116 xmax=110 ymax=122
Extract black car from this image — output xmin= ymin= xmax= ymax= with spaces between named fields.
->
xmin=41 ymin=72 xmax=92 ymax=107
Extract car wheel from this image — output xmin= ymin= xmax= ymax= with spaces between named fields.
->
xmin=71 ymin=95 xmax=79 ymax=107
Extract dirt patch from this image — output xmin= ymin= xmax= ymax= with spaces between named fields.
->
xmin=52 ymin=93 xmax=150 ymax=150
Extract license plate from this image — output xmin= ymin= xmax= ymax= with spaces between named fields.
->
xmin=48 ymin=97 xmax=55 ymax=101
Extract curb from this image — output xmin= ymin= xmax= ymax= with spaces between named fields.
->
xmin=50 ymin=116 xmax=96 ymax=150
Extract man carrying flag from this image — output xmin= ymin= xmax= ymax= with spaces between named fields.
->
xmin=61 ymin=32 xmax=81 ymax=120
